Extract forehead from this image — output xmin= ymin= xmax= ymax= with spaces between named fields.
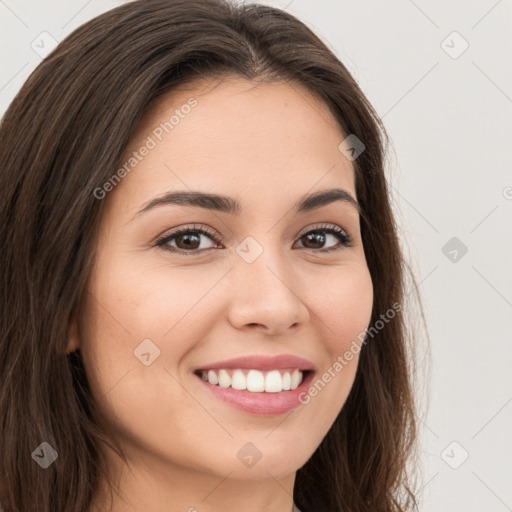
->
xmin=109 ymin=76 xmax=356 ymax=217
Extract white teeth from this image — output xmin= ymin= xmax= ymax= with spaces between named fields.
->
xmin=231 ymin=369 xmax=246 ymax=390
xmin=218 ymin=369 xmax=231 ymax=388
xmin=290 ymin=369 xmax=302 ymax=390
xmin=246 ymin=369 xmax=265 ymax=392
xmin=200 ymin=368 xmax=304 ymax=393
xmin=264 ymin=370 xmax=282 ymax=393
xmin=282 ymin=371 xmax=291 ymax=390
xmin=207 ymin=369 xmax=218 ymax=385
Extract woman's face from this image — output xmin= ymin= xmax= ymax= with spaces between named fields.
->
xmin=71 ymin=77 xmax=373 ymax=485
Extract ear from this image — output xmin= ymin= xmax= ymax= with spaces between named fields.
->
xmin=65 ymin=316 xmax=80 ymax=355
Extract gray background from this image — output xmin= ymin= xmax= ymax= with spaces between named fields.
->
xmin=1 ymin=1 xmax=511 ymax=510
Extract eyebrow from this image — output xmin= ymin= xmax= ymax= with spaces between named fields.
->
xmin=133 ymin=187 xmax=361 ymax=219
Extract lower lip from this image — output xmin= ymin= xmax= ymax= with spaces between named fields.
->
xmin=195 ymin=371 xmax=315 ymax=416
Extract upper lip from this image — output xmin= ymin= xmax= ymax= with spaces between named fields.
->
xmin=196 ymin=354 xmax=316 ymax=372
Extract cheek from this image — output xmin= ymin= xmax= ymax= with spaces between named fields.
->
xmin=311 ymin=262 xmax=374 ymax=356
xmin=83 ymin=252 xmax=191 ymax=349
xmin=100 ymin=252 xmax=220 ymax=335
xmin=78 ymin=251 xmax=214 ymax=411
xmin=78 ymin=265 xmax=191 ymax=451
xmin=297 ymin=264 xmax=373 ymax=422
xmin=77 ymin=254 xmax=162 ymax=404
xmin=278 ymin=270 xmax=370 ymax=443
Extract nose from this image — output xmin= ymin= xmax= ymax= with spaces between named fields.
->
xmin=226 ymin=245 xmax=310 ymax=336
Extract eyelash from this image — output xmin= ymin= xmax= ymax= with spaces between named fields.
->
xmin=155 ymin=223 xmax=353 ymax=256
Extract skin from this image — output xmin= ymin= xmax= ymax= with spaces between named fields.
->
xmin=67 ymin=76 xmax=374 ymax=512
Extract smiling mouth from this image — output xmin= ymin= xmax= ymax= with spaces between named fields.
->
xmin=193 ymin=368 xmax=311 ymax=393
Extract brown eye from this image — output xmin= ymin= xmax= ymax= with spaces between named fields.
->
xmin=294 ymin=225 xmax=352 ymax=252
xmin=156 ymin=225 xmax=221 ymax=255
xmin=172 ymin=232 xmax=202 ymax=250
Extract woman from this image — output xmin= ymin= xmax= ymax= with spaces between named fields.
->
xmin=0 ymin=0 xmax=427 ymax=511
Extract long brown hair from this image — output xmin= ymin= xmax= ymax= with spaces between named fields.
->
xmin=0 ymin=1 xmax=428 ymax=510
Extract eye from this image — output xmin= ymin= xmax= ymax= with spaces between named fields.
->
xmin=294 ymin=223 xmax=353 ymax=253
xmin=155 ymin=224 xmax=220 ymax=254
xmin=155 ymin=223 xmax=353 ymax=256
